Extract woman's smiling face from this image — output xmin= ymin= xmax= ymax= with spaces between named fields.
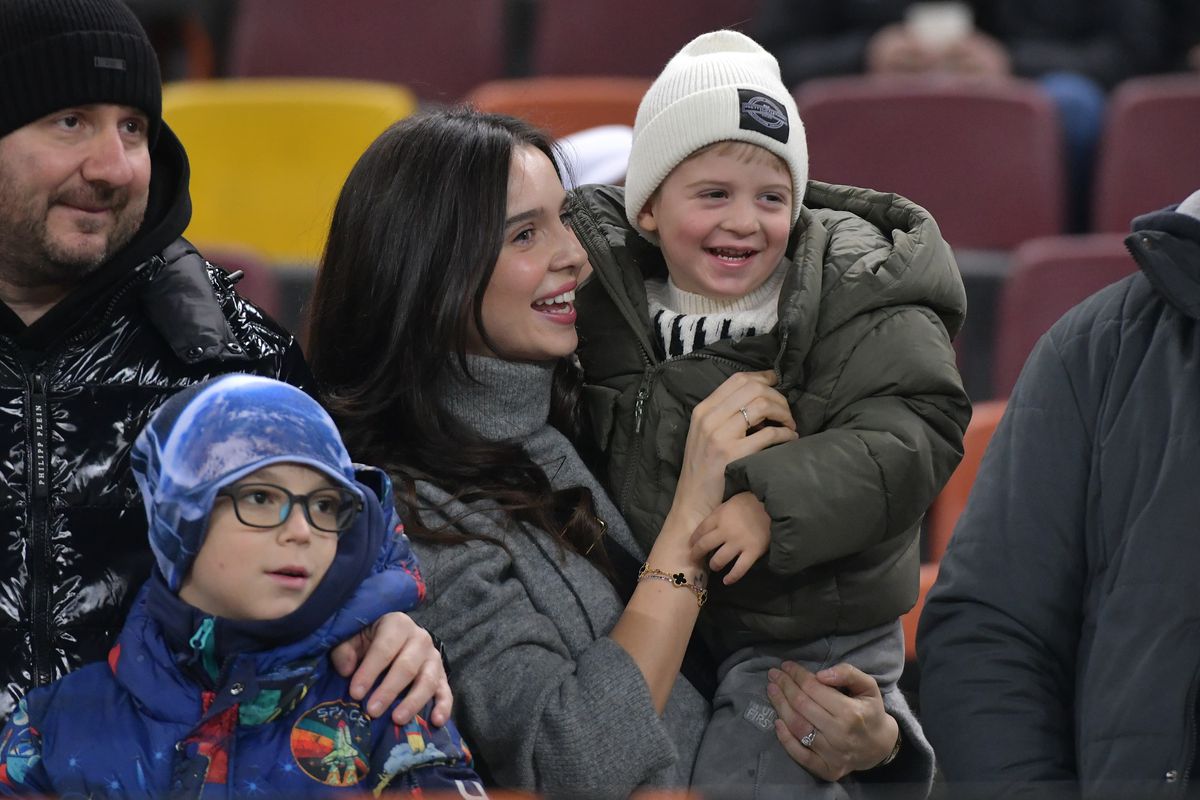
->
xmin=466 ymin=145 xmax=587 ymax=362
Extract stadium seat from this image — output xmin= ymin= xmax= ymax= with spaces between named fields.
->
xmin=1092 ymin=74 xmax=1200 ymax=233
xmin=465 ymin=76 xmax=651 ymax=139
xmin=163 ymin=78 xmax=416 ymax=264
xmin=904 ymin=398 xmax=1008 ymax=662
xmin=901 ymin=563 xmax=939 ymax=663
xmin=924 ymin=399 xmax=1008 ymax=564
xmin=991 ymin=234 xmax=1135 ymax=397
xmin=795 ymin=75 xmax=1066 ymax=250
xmin=531 ymin=0 xmax=759 ymax=76
xmin=228 ymin=0 xmax=506 ymax=101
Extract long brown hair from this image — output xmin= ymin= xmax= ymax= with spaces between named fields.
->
xmin=306 ymin=107 xmax=607 ymax=567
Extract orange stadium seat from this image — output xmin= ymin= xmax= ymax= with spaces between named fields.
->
xmin=924 ymin=399 xmax=1008 ymax=564
xmin=1092 ymin=74 xmax=1200 ymax=233
xmin=465 ymin=76 xmax=651 ymax=140
xmin=901 ymin=563 xmax=940 ymax=663
xmin=903 ymin=398 xmax=1007 ymax=662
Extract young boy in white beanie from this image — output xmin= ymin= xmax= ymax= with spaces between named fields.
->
xmin=570 ymin=29 xmax=969 ymax=796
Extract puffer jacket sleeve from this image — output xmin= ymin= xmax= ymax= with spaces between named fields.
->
xmin=367 ymin=697 xmax=485 ymax=795
xmin=916 ymin=296 xmax=1107 ymax=783
xmin=0 ymin=700 xmax=52 ymax=796
xmin=411 ymin=537 xmax=680 ymax=797
xmin=725 ymin=303 xmax=969 ymax=575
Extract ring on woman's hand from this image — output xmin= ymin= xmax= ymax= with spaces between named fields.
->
xmin=800 ymin=729 xmax=818 ymax=748
xmin=739 ymin=406 xmax=752 ymax=431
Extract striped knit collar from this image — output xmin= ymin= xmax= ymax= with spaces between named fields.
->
xmin=645 ymin=263 xmax=786 ymax=357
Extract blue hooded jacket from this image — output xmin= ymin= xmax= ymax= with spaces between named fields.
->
xmin=0 ymin=376 xmax=482 ymax=798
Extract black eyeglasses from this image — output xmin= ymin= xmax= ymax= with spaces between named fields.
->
xmin=216 ymin=483 xmax=362 ymax=535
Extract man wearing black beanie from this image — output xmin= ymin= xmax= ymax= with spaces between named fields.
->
xmin=0 ymin=0 xmax=449 ymax=728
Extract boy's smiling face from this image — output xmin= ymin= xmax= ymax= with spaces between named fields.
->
xmin=638 ymin=142 xmax=792 ymax=301
xmin=178 ymin=463 xmax=341 ymax=621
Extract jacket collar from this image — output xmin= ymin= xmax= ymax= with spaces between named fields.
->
xmin=139 ymin=238 xmax=255 ymax=366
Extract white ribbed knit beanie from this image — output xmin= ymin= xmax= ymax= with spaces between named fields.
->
xmin=625 ymin=30 xmax=807 ymax=242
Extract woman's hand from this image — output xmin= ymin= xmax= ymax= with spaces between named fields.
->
xmin=671 ymin=371 xmax=797 ymax=528
xmin=331 ymin=611 xmax=454 ymax=726
xmin=766 ymin=661 xmax=900 ymax=781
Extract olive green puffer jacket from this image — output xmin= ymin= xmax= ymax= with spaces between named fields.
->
xmin=571 ymin=181 xmax=970 ymax=654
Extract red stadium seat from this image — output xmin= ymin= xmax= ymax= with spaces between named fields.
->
xmin=531 ymin=0 xmax=759 ymax=76
xmin=229 ymin=0 xmax=506 ymax=101
xmin=795 ymin=75 xmax=1066 ymax=250
xmin=200 ymin=245 xmax=284 ymax=323
xmin=1092 ymin=74 xmax=1200 ymax=233
xmin=991 ymin=234 xmax=1135 ymax=398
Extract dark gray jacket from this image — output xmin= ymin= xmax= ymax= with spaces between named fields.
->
xmin=918 ymin=206 xmax=1200 ymax=794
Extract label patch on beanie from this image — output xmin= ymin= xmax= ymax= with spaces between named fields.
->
xmin=738 ymin=89 xmax=789 ymax=144
xmin=94 ymin=56 xmax=127 ymax=71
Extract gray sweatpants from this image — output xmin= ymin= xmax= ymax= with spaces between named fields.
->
xmin=689 ymin=620 xmax=906 ymax=800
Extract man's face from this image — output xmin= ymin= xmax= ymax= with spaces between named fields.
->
xmin=0 ymin=104 xmax=152 ymax=291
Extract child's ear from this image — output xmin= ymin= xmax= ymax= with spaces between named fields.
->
xmin=637 ymin=201 xmax=659 ymax=234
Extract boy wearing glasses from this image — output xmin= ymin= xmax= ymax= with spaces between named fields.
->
xmin=0 ymin=375 xmax=483 ymax=797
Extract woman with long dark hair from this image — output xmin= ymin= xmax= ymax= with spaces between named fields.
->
xmin=305 ymin=107 xmax=801 ymax=795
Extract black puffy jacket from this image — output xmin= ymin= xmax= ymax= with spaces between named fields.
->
xmin=0 ymin=125 xmax=310 ymax=721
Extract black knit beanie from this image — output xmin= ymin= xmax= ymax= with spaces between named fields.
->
xmin=0 ymin=0 xmax=162 ymax=145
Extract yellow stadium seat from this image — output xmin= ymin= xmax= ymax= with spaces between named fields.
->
xmin=163 ymin=78 xmax=417 ymax=265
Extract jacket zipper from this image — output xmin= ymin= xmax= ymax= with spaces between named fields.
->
xmin=26 ymin=262 xmax=157 ymax=688
xmin=619 ymin=360 xmax=655 ymax=515
xmin=28 ymin=370 xmax=52 ymax=687
xmin=618 ymin=351 xmax=764 ymax=516
xmin=1183 ymin=664 xmax=1199 ymax=787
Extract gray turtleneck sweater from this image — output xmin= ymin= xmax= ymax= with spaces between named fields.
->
xmin=407 ymin=356 xmax=710 ymax=798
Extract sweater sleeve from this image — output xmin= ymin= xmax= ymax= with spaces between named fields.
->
xmin=409 ymin=534 xmax=682 ymax=796
xmin=725 ymin=305 xmax=969 ymax=575
xmin=917 ymin=326 xmax=1093 ymax=784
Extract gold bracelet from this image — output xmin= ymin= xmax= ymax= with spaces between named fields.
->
xmin=637 ymin=563 xmax=708 ymax=607
xmin=873 ymin=723 xmax=902 ymax=769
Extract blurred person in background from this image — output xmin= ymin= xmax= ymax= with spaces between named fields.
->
xmin=754 ymin=0 xmax=1168 ymax=230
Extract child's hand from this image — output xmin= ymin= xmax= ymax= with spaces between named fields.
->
xmin=689 ymin=491 xmax=772 ymax=584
